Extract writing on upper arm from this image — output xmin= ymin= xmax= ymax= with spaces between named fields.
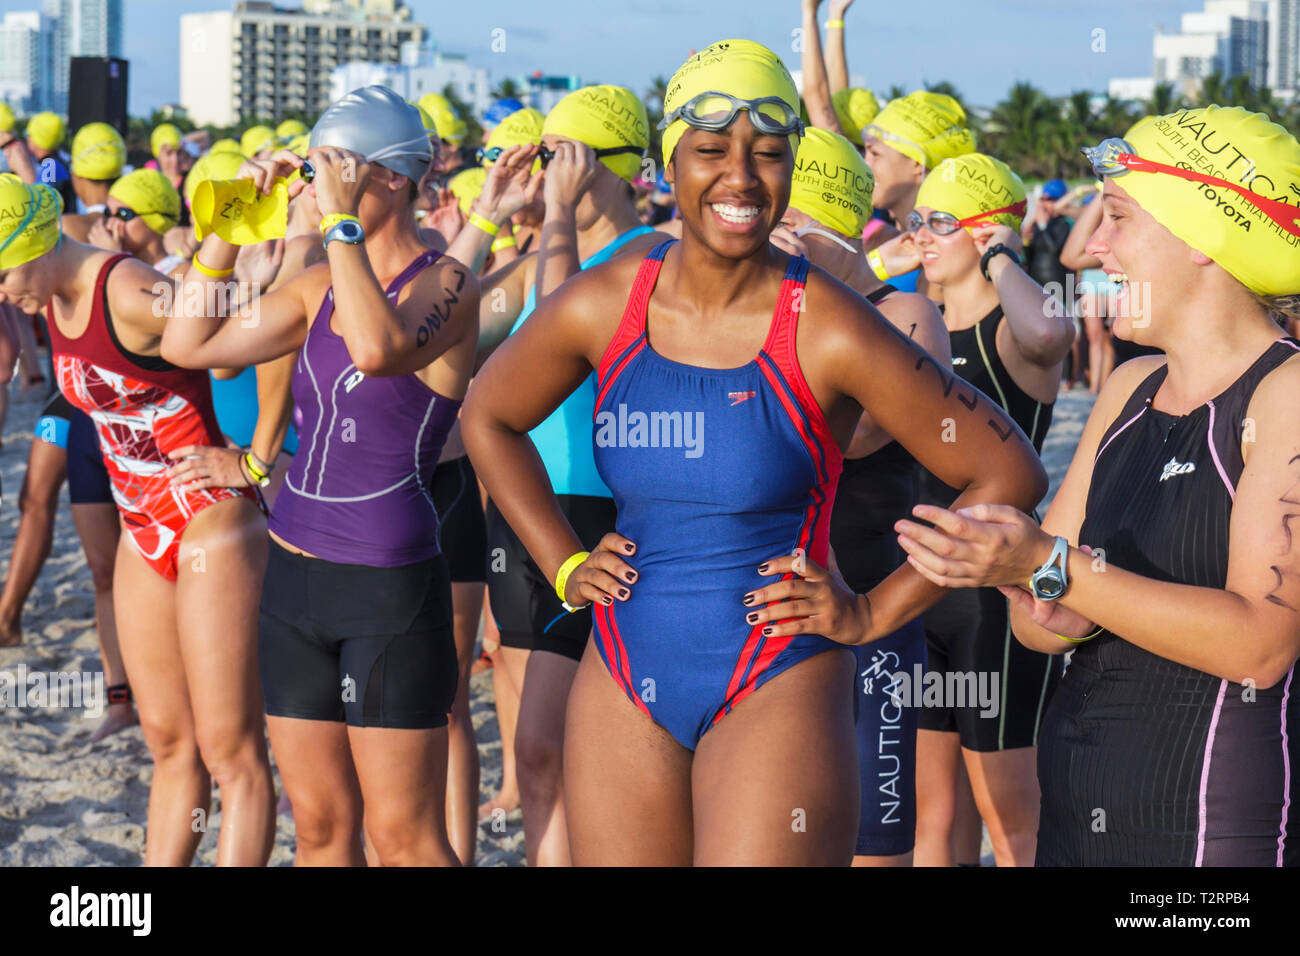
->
xmin=912 ymin=350 xmax=1012 ymax=441
xmin=1266 ymin=454 xmax=1300 ymax=612
xmin=415 ymin=267 xmax=468 ymax=349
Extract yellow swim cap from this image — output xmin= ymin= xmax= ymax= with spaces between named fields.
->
xmin=831 ymin=88 xmax=880 ymax=146
xmin=27 ymin=112 xmax=66 ymax=152
xmin=151 ymin=123 xmax=182 ymax=158
xmin=419 ymin=94 xmax=467 ymax=146
xmin=868 ymin=91 xmax=974 ymax=170
xmin=109 ymin=169 xmax=181 ymax=235
xmin=0 ymin=103 xmax=14 ymax=133
xmin=487 ymin=107 xmax=544 ymax=156
xmin=276 ymin=118 xmax=309 ymax=141
xmin=240 ymin=125 xmax=277 ymax=158
xmin=448 ymin=167 xmax=487 ymax=215
xmin=543 ymin=86 xmax=648 ymax=182
xmin=790 ymin=128 xmax=875 ymax=238
xmin=661 ymin=39 xmax=802 ymax=170
xmin=1101 ymin=106 xmax=1300 ymax=296
xmin=70 ymin=122 xmax=126 ymax=180
xmin=209 ymin=138 xmax=242 ymax=155
xmin=916 ymin=152 xmax=1027 ymax=231
xmin=183 ymin=149 xmax=247 ymax=206
xmin=0 ymin=174 xmax=64 ymax=270
xmin=191 ymin=176 xmax=289 ymax=245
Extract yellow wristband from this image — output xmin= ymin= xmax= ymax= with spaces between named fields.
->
xmin=555 ymin=550 xmax=591 ymax=605
xmin=491 ymin=235 xmax=517 ymax=253
xmin=867 ymin=249 xmax=890 ymax=281
xmin=192 ymin=254 xmax=234 ymax=279
xmin=826 ymin=19 xmax=845 ymax=29
xmin=318 ymin=213 xmax=360 ymax=235
xmin=1056 ymin=626 xmax=1104 ymax=644
xmin=468 ymin=213 xmax=500 ymax=237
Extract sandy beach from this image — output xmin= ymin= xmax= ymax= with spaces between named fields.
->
xmin=0 ymin=381 xmax=1093 ymax=866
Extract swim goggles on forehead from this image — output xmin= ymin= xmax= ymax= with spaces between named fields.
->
xmin=862 ymin=123 xmax=928 ymax=163
xmin=1083 ymin=136 xmax=1300 ymax=239
xmin=658 ymin=91 xmax=805 ymax=139
xmin=906 ymin=201 xmax=1027 ymax=236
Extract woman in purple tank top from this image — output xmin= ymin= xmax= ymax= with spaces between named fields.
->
xmin=162 ymin=87 xmax=481 ymax=866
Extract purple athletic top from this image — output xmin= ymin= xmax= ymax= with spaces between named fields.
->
xmin=269 ymin=250 xmax=462 ymax=567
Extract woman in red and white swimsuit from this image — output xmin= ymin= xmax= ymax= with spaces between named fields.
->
xmin=0 ymin=177 xmax=274 ymax=866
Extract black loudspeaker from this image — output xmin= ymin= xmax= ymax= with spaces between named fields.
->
xmin=68 ymin=57 xmax=129 ymax=137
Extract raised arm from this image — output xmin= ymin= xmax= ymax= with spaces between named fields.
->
xmin=800 ymin=0 xmax=845 ymax=135
xmin=974 ymin=224 xmax=1074 ymax=365
xmin=1060 ymin=197 xmax=1103 ymax=271
xmin=825 ymin=0 xmax=855 ymax=94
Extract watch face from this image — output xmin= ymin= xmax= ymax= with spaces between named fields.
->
xmin=1035 ymin=570 xmax=1065 ymax=599
xmin=338 ymin=220 xmax=364 ymax=241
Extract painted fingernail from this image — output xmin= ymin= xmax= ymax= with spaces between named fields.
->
xmin=762 ymin=626 xmax=773 ymax=636
xmin=625 ymin=571 xmax=636 ymax=582
xmin=623 ymin=543 xmax=635 ymax=553
xmin=742 ymin=593 xmax=755 ymax=605
xmin=618 ymin=588 xmax=629 ymax=599
xmin=746 ymin=612 xmax=759 ymax=624
xmin=603 ymin=595 xmax=613 ymax=605
xmin=757 ymin=563 xmax=769 ymax=573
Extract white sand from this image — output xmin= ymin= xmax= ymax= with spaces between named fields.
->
xmin=0 ymin=382 xmax=1095 ymax=866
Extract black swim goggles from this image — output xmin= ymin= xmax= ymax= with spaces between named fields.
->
xmin=103 ymin=206 xmax=175 ymax=225
xmin=538 ymin=144 xmax=645 ymax=169
xmin=657 ymin=91 xmax=804 ymax=139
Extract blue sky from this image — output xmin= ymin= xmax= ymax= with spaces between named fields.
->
xmin=8 ymin=0 xmax=1198 ymax=114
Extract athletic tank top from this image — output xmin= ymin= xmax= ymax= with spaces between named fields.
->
xmin=45 ymin=254 xmax=227 ymax=491
xmin=509 ymin=225 xmax=655 ymax=498
xmin=829 ymin=284 xmax=915 ymax=591
xmin=1039 ymin=337 xmax=1300 ymax=866
xmin=923 ymin=304 xmax=1054 ymax=505
xmin=269 ymin=250 xmax=461 ymax=567
xmin=210 ymin=367 xmax=300 ymax=455
xmin=593 ymin=240 xmax=843 ymax=698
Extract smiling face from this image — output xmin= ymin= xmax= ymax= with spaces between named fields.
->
xmin=668 ymin=120 xmax=793 ymax=259
xmin=910 ymin=205 xmax=980 ymax=285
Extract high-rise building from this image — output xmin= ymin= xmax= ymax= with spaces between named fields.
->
xmin=329 ymin=41 xmax=491 ymax=120
xmin=0 ymin=10 xmax=57 ymax=115
xmin=181 ymin=0 xmax=426 ymax=128
xmin=1153 ymin=0 xmax=1269 ymax=97
xmin=49 ymin=0 xmax=123 ymax=114
xmin=1269 ymin=0 xmax=1300 ymax=93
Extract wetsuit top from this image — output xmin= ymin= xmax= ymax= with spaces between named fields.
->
xmin=829 ymin=284 xmax=915 ymax=592
xmin=270 ymin=250 xmax=461 ymax=567
xmin=1038 ymin=337 xmax=1300 ymax=866
xmin=1025 ymin=215 xmax=1071 ymax=293
xmin=590 ymin=240 xmax=845 ymax=750
xmin=923 ymin=304 xmax=1053 ymax=505
xmin=209 ymin=367 xmax=300 ymax=455
xmin=508 ymin=224 xmax=655 ymax=498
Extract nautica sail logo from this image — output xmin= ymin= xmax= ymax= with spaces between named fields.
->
xmin=1159 ymin=457 xmax=1196 ymax=482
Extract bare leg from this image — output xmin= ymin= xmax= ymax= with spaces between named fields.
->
xmin=113 ymin=539 xmax=207 ymax=865
xmin=515 ymin=649 xmax=579 ymax=866
xmin=951 ymin=757 xmax=984 ymax=865
xmin=175 ymin=497 xmax=275 ymax=866
xmin=350 ymin=725 xmax=460 ymax=866
xmin=913 ymin=728 xmax=961 ymax=866
xmin=446 ymin=579 xmax=484 ymax=864
xmin=0 ymin=438 xmax=66 ymax=645
xmin=563 ymin=643 xmax=693 ymax=865
xmin=1083 ymin=297 xmax=1107 ymax=394
xmin=267 ymin=715 xmax=365 ymax=866
xmin=962 ymin=747 xmax=1041 ymax=867
xmin=70 ymin=503 xmax=133 ymax=741
xmin=480 ymin=637 xmax=525 ymax=818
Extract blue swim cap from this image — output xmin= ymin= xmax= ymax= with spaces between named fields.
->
xmin=1041 ymin=178 xmax=1067 ymax=200
xmin=484 ymin=98 xmax=525 ymax=127
xmin=656 ymin=170 xmax=671 ymax=194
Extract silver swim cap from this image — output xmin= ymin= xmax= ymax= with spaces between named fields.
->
xmin=310 ymin=85 xmax=433 ymax=184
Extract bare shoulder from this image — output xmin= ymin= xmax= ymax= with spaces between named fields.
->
xmin=1248 ymin=346 xmax=1300 ymax=422
xmin=801 ymin=261 xmax=888 ymax=347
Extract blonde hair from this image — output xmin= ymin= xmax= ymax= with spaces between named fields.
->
xmin=1254 ymin=290 xmax=1300 ymax=330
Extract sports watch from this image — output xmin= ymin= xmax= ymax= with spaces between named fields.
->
xmin=979 ymin=243 xmax=1022 ymax=281
xmin=1029 ymin=536 xmax=1071 ymax=601
xmin=322 ymin=217 xmax=365 ymax=250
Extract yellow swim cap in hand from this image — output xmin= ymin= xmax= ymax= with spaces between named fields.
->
xmin=832 ymin=88 xmax=880 ymax=146
xmin=544 ymin=86 xmax=648 ymax=182
xmin=0 ymin=174 xmax=64 ymax=269
xmin=867 ymin=91 xmax=974 ymax=170
xmin=27 ymin=112 xmax=66 ymax=152
xmin=661 ymin=38 xmax=802 ymax=170
xmin=916 ymin=152 xmax=1027 ymax=231
xmin=191 ymin=176 xmax=289 ymax=245
xmin=71 ymin=122 xmax=126 ymax=180
xmin=109 ymin=169 xmax=182 ymax=235
xmin=790 ymin=128 xmax=875 ymax=237
xmin=1094 ymin=106 xmax=1300 ymax=297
